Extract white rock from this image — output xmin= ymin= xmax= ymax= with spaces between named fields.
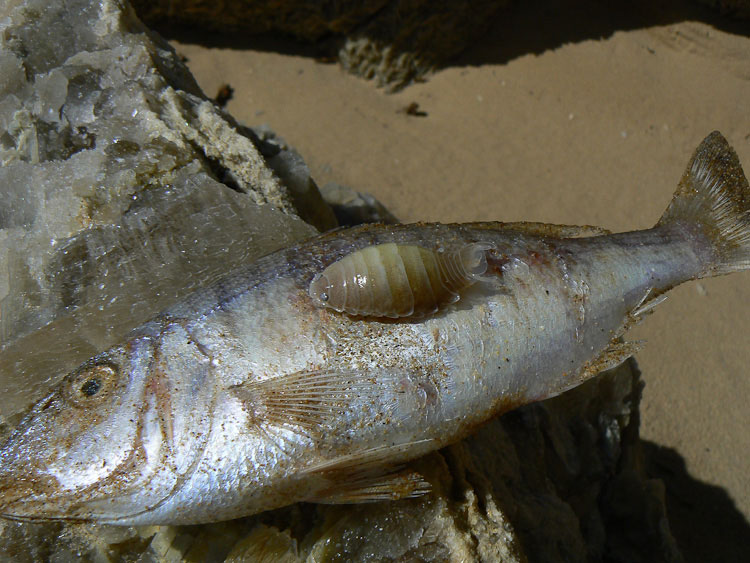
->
xmin=0 ymin=0 xmax=317 ymax=416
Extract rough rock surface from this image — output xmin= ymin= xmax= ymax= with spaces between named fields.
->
xmin=0 ymin=0 xmax=682 ymax=561
xmin=0 ymin=0 xmax=325 ymax=416
xmin=698 ymin=0 xmax=750 ymax=17
xmin=130 ymin=0 xmax=510 ymax=90
xmin=320 ymin=183 xmax=399 ymax=226
xmin=130 ymin=0 xmax=389 ymax=42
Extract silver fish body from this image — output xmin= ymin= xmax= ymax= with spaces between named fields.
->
xmin=1 ymin=131 xmax=749 ymax=525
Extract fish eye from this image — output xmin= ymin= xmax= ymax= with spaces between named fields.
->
xmin=80 ymin=377 xmax=101 ymax=397
xmin=69 ymin=364 xmax=117 ymax=405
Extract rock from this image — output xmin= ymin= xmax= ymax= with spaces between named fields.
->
xmin=252 ymin=126 xmax=338 ymax=232
xmin=297 ymin=361 xmax=681 ymax=562
xmin=320 ymin=182 xmax=399 ymax=226
xmin=129 ymin=0 xmax=389 ymax=43
xmin=0 ymin=0 xmax=321 ymax=417
xmin=697 ymin=0 xmax=750 ymax=18
xmin=129 ymin=0 xmax=511 ymax=90
xmin=335 ymin=1 xmax=509 ymax=90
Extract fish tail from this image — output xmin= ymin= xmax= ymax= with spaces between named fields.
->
xmin=657 ymin=131 xmax=750 ymax=277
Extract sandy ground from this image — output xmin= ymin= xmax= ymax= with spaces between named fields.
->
xmin=169 ymin=1 xmax=749 ymax=557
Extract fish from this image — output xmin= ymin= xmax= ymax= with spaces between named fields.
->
xmin=0 ymin=131 xmax=748 ymax=526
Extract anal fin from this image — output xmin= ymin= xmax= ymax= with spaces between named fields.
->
xmin=580 ymin=339 xmax=643 ymax=379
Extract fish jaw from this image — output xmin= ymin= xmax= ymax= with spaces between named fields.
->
xmin=0 ymin=319 xmax=227 ymax=524
xmin=0 ymin=391 xmax=71 ymax=522
xmin=0 ymin=338 xmax=157 ymax=522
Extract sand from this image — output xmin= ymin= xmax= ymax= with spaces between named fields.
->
xmin=168 ymin=1 xmax=749 ymax=556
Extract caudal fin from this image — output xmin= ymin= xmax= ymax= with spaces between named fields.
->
xmin=657 ymin=131 xmax=750 ymax=277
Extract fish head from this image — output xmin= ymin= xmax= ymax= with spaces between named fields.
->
xmin=0 ymin=335 xmax=157 ymax=523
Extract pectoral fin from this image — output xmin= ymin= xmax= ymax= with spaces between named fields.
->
xmin=231 ymin=368 xmax=407 ymax=441
xmin=231 ymin=369 xmax=350 ymax=431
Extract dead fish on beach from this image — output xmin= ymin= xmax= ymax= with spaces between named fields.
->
xmin=1 ymin=131 xmax=748 ymax=525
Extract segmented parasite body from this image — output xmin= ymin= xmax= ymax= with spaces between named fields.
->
xmin=1 ymin=132 xmax=749 ymax=527
xmin=308 ymin=242 xmax=493 ymax=317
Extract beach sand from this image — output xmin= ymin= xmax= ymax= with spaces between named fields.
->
xmin=168 ymin=1 xmax=750 ymax=557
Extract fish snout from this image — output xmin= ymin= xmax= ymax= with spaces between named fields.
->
xmin=0 ymin=442 xmax=65 ymax=520
xmin=0 ymin=468 xmax=36 ymax=519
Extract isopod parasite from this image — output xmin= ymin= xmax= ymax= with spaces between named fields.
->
xmin=308 ymin=242 xmax=495 ymax=318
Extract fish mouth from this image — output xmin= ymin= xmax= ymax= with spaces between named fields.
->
xmin=0 ymin=503 xmax=85 ymax=524
xmin=0 ymin=465 xmax=157 ymax=523
xmin=0 ymin=458 xmax=56 ymax=510
xmin=0 ymin=492 xmax=124 ymax=523
xmin=0 ymin=462 xmax=94 ymax=522
xmin=0 ymin=417 xmax=215 ymax=525
xmin=0 ymin=476 xmax=72 ymax=522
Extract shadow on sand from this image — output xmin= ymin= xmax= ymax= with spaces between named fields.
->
xmin=642 ymin=441 xmax=750 ymax=563
xmin=147 ymin=0 xmax=749 ymax=71
xmin=455 ymin=0 xmax=749 ymax=68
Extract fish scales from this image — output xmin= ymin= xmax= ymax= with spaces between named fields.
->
xmin=1 ymin=131 xmax=749 ymax=525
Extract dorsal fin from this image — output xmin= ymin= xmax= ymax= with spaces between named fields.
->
xmin=463 ymin=221 xmax=611 ymax=238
